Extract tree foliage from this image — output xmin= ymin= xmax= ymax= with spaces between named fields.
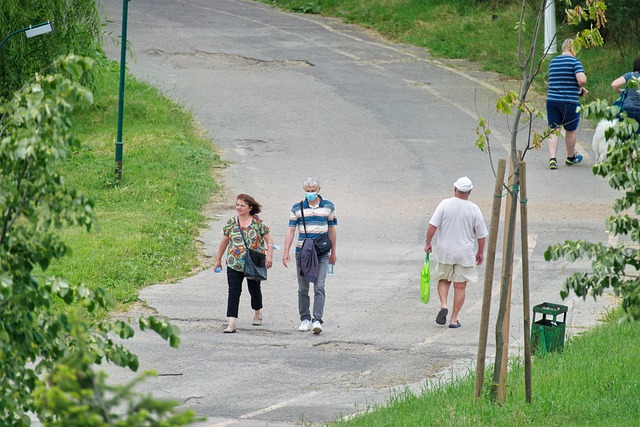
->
xmin=545 ymin=91 xmax=640 ymax=322
xmin=33 ymin=312 xmax=197 ymax=427
xmin=598 ymin=0 xmax=640 ymax=48
xmin=484 ymin=0 xmax=636 ymax=48
xmin=0 ymin=55 xmax=196 ymax=426
xmin=0 ymin=0 xmax=103 ymax=100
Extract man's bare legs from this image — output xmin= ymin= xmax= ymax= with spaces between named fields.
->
xmin=449 ymin=282 xmax=467 ymax=325
xmin=435 ymin=279 xmax=451 ymax=325
xmin=438 ymin=279 xmax=451 ymax=308
xmin=437 ymin=279 xmax=466 ymax=326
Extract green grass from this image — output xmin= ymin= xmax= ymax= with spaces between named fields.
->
xmin=333 ymin=316 xmax=640 ymax=426
xmin=43 ymin=63 xmax=223 ymax=306
xmin=261 ymin=0 xmax=638 ymax=104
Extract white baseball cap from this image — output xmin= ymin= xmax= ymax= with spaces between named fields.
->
xmin=454 ymin=176 xmax=473 ymax=192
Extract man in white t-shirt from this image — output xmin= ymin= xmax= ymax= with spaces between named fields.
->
xmin=424 ymin=177 xmax=488 ymax=329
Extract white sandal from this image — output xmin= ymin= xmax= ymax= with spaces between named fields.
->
xmin=252 ymin=313 xmax=262 ymax=326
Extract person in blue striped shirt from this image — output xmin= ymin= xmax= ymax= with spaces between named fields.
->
xmin=546 ymin=38 xmax=588 ymax=170
xmin=283 ymin=177 xmax=337 ymax=334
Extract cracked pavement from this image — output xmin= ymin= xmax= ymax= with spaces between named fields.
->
xmin=96 ymin=1 xmax=618 ymax=426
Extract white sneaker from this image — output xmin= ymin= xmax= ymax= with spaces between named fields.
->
xmin=298 ymin=319 xmax=311 ymax=332
xmin=312 ymin=321 xmax=322 ymax=334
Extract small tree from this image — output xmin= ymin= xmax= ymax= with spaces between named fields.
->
xmin=0 ymin=55 xmax=196 ymax=425
xmin=474 ymin=0 xmax=606 ymax=402
xmin=33 ymin=311 xmax=197 ymax=426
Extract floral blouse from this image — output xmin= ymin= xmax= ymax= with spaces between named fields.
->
xmin=222 ymin=215 xmax=270 ymax=272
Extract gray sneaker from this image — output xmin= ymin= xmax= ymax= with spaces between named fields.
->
xmin=298 ymin=319 xmax=311 ymax=332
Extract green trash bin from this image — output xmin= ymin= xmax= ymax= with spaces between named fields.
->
xmin=531 ymin=302 xmax=568 ymax=355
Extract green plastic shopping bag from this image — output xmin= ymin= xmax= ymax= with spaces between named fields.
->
xmin=420 ymin=253 xmax=430 ymax=304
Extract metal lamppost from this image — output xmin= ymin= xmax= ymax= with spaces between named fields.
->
xmin=0 ymin=21 xmax=54 ymax=53
xmin=115 ymin=0 xmax=131 ymax=182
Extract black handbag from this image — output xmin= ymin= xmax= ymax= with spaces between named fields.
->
xmin=299 ymin=200 xmax=332 ymax=256
xmin=237 ymin=217 xmax=267 ymax=282
xmin=313 ymin=233 xmax=332 ymax=256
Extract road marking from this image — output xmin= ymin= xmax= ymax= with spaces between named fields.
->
xmin=206 ymin=391 xmax=319 ymax=427
xmin=177 ymin=0 xmax=512 ymax=153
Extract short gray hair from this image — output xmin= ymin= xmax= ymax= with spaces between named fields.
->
xmin=303 ymin=177 xmax=319 ymax=188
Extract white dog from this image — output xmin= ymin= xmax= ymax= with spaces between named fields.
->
xmin=592 ymin=119 xmax=618 ymax=163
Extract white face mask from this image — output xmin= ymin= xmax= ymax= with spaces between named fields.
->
xmin=305 ymin=192 xmax=318 ymax=202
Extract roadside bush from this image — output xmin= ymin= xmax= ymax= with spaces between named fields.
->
xmin=601 ymin=0 xmax=640 ymax=48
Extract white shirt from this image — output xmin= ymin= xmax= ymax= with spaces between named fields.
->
xmin=429 ymin=197 xmax=489 ymax=266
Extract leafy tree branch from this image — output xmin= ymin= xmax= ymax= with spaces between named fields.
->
xmin=0 ymin=55 xmax=196 ymax=425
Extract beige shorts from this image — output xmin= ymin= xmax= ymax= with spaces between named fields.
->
xmin=435 ymin=263 xmax=478 ymax=283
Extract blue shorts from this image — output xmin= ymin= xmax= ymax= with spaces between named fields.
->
xmin=547 ymin=100 xmax=580 ymax=132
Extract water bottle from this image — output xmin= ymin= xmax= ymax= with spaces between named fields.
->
xmin=215 ymin=266 xmax=222 ymax=273
xmin=327 ymin=264 xmax=334 ymax=276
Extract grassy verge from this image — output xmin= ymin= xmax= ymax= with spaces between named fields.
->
xmin=44 ymin=62 xmax=223 ymax=307
xmin=260 ymin=0 xmax=637 ymax=104
xmin=334 ymin=316 xmax=640 ymax=426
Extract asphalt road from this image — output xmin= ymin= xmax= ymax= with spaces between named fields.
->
xmin=99 ymin=1 xmax=618 ymax=425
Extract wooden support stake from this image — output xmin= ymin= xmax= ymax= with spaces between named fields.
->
xmin=519 ymin=161 xmax=532 ymax=403
xmin=475 ymin=158 xmax=506 ymax=400
xmin=494 ymin=154 xmax=520 ymax=404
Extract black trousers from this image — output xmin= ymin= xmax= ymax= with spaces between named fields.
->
xmin=226 ymin=266 xmax=263 ymax=318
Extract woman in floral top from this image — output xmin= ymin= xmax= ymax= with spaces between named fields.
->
xmin=213 ymin=194 xmax=274 ymax=333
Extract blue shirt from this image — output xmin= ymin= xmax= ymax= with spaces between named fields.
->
xmin=547 ymin=54 xmax=585 ymax=104
xmin=289 ymin=197 xmax=337 ymax=252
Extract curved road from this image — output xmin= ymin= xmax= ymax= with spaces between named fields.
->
xmin=101 ymin=1 xmax=616 ymax=425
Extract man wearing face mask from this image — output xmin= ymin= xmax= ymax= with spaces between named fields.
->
xmin=283 ymin=177 xmax=338 ymax=334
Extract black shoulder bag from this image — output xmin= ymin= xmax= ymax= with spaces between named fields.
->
xmin=299 ymin=200 xmax=332 ymax=256
xmin=237 ymin=217 xmax=267 ymax=281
